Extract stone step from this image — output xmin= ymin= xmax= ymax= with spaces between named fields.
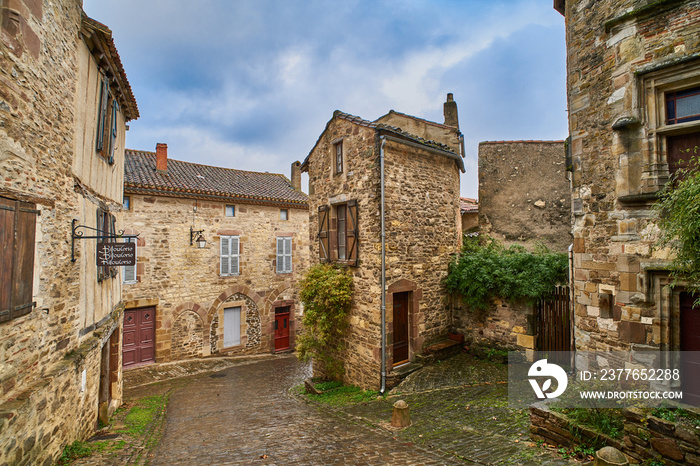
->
xmin=386 ymin=362 xmax=424 ymax=390
xmin=416 ymin=339 xmax=463 ymax=364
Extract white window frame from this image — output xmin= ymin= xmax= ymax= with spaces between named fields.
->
xmin=122 ymin=237 xmax=137 ymax=284
xmin=225 ymin=204 xmax=235 ymax=217
xmin=280 ymin=209 xmax=288 ymax=221
xmin=220 ymin=235 xmax=240 ymax=276
xmin=276 ymin=237 xmax=292 ymax=274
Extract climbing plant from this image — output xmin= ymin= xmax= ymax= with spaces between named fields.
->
xmin=446 ymin=236 xmax=569 ymax=310
xmin=296 ymin=263 xmax=353 ymax=380
xmin=654 ymin=156 xmax=700 ymax=302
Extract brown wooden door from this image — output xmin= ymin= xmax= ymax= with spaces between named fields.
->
xmin=274 ymin=306 xmax=290 ymax=352
xmin=393 ymin=292 xmax=409 ymax=366
xmin=667 ymin=132 xmax=700 ymax=179
xmin=123 ymin=307 xmax=155 ymax=368
xmin=680 ymin=293 xmax=700 ymax=406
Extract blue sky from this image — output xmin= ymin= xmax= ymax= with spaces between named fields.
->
xmin=83 ymin=0 xmax=567 ymax=199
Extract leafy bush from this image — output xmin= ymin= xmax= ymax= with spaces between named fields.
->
xmin=446 ymin=236 xmax=568 ymax=310
xmin=296 ymin=263 xmax=353 ymax=380
xmin=655 ymin=158 xmax=700 ymax=301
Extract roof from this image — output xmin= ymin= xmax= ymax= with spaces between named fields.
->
xmin=80 ymin=14 xmax=139 ymax=121
xmin=376 ymin=109 xmax=458 ymax=131
xmin=479 ymin=140 xmax=565 ymax=145
xmin=301 ymin=110 xmax=464 ymax=172
xmin=124 ymin=150 xmax=308 ymax=208
xmin=460 ymin=197 xmax=478 ymax=214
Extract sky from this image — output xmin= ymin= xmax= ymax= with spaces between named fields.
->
xmin=82 ymin=0 xmax=568 ymax=199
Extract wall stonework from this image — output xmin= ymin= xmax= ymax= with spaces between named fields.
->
xmin=452 ymin=298 xmax=534 ymax=350
xmin=559 ymin=0 xmax=700 ymax=354
xmin=303 ymin=109 xmax=462 ymax=389
xmin=478 ymin=141 xmax=570 ymax=252
xmin=122 ymin=192 xmax=309 ymax=361
xmin=0 ymin=4 xmax=137 ymax=463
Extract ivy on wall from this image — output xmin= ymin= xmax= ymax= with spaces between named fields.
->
xmin=446 ymin=236 xmax=569 ymax=310
xmin=296 ymin=263 xmax=353 ymax=380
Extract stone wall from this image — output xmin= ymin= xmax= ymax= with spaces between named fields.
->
xmin=560 ymin=0 xmax=700 ymax=354
xmin=0 ymin=3 xmax=133 ymax=463
xmin=451 ymin=298 xmax=534 ymax=351
xmin=122 ymin=193 xmax=309 ymax=361
xmin=478 ymin=141 xmax=570 ymax=252
xmin=530 ymin=403 xmax=700 ymax=465
xmin=304 ymin=112 xmax=461 ymax=389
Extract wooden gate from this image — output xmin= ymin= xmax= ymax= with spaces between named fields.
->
xmin=536 ymin=286 xmax=571 ymax=359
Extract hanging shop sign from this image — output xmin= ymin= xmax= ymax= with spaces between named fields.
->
xmin=96 ymin=242 xmax=136 ymax=266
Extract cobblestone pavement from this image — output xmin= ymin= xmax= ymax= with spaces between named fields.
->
xmin=150 ymin=355 xmax=460 ymax=465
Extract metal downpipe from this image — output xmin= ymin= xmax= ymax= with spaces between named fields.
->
xmin=380 ymin=136 xmax=387 ymax=394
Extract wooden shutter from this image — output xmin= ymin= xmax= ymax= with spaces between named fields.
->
xmin=347 ymin=200 xmax=358 ymax=266
xmin=96 ymin=77 xmax=109 ymax=152
xmin=109 ymin=214 xmax=117 ymax=277
xmin=318 ymin=205 xmax=329 ymax=262
xmin=220 ymin=236 xmax=231 ymax=275
xmin=277 ymin=237 xmax=292 ymax=273
xmin=0 ymin=197 xmax=37 ymax=323
xmin=108 ymin=101 xmax=119 ymax=164
xmin=231 ymin=236 xmax=240 ymax=275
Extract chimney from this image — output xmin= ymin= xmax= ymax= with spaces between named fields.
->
xmin=291 ymin=160 xmax=301 ymax=191
xmin=156 ymin=143 xmax=168 ymax=172
xmin=443 ymin=93 xmax=459 ymax=128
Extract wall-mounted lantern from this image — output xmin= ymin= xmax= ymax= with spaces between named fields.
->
xmin=190 ymin=226 xmax=206 ymax=248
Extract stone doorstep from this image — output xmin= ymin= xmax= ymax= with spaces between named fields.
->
xmin=416 ymin=339 xmax=463 ymax=364
xmin=386 ymin=362 xmax=424 ymax=390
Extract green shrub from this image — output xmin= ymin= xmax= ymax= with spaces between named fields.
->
xmin=446 ymin=236 xmax=568 ymax=310
xmin=296 ymin=263 xmax=353 ymax=380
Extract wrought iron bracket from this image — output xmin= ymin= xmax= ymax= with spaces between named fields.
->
xmin=71 ymin=219 xmax=139 ymax=262
xmin=190 ymin=226 xmax=204 ymax=245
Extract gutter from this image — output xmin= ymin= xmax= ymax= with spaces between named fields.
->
xmin=380 ymin=136 xmax=387 ymax=394
xmin=380 ymin=133 xmax=465 ymax=173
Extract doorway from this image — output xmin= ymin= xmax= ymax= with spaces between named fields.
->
xmin=122 ymin=306 xmax=155 ymax=369
xmin=274 ymin=306 xmax=291 ymax=352
xmin=680 ymin=292 xmax=700 ymax=406
xmin=392 ymin=291 xmax=410 ymax=366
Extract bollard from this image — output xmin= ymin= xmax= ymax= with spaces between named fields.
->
xmin=594 ymin=446 xmax=628 ymax=466
xmin=391 ymin=399 xmax=411 ymax=428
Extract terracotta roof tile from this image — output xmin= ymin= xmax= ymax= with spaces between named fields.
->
xmin=124 ymin=150 xmax=308 ymax=207
xmin=460 ymin=197 xmax=478 ymax=213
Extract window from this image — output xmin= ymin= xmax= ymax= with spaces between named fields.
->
xmin=334 ymin=140 xmax=343 ymax=174
xmin=220 ymin=235 xmax=240 ymax=276
xmin=666 ymin=86 xmax=700 ymax=178
xmin=223 ymin=306 xmax=241 ymax=347
xmin=97 ymin=209 xmax=117 ymax=282
xmin=123 ymin=195 xmax=130 ymax=210
xmin=317 ymin=200 xmax=358 ymax=266
xmin=337 ymin=204 xmax=347 ymax=260
xmin=277 ymin=237 xmax=292 ymax=274
xmin=225 ymin=205 xmax=235 ymax=217
xmin=96 ymin=76 xmax=119 ymax=164
xmin=667 ymin=86 xmax=700 ymax=125
xmin=280 ymin=209 xmax=288 ymax=221
xmin=122 ymin=237 xmax=137 ymax=284
xmin=0 ymin=196 xmax=37 ymax=323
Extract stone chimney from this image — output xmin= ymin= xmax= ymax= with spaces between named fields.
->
xmin=291 ymin=160 xmax=301 ymax=191
xmin=443 ymin=93 xmax=459 ymax=128
xmin=156 ymin=143 xmax=168 ymax=172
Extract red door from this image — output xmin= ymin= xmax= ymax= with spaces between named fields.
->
xmin=274 ymin=306 xmax=290 ymax=352
xmin=681 ymin=293 xmax=700 ymax=406
xmin=123 ymin=307 xmax=155 ymax=368
xmin=393 ymin=292 xmax=409 ymax=366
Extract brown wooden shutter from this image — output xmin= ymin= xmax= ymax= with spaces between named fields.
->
xmin=347 ymin=200 xmax=358 ymax=266
xmin=0 ymin=197 xmax=37 ymax=322
xmin=0 ymin=197 xmax=15 ymax=322
xmin=318 ymin=205 xmax=329 ymax=262
xmin=12 ymin=202 xmax=37 ymax=319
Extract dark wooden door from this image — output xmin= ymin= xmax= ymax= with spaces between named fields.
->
xmin=123 ymin=307 xmax=155 ymax=368
xmin=537 ymin=286 xmax=571 ymax=365
xmin=274 ymin=306 xmax=290 ymax=352
xmin=393 ymin=292 xmax=409 ymax=366
xmin=680 ymin=292 xmax=700 ymax=406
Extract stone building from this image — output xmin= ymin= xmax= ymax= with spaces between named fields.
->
xmin=460 ymin=197 xmax=479 ymax=233
xmin=0 ymin=5 xmax=138 ymax=464
xmin=121 ymin=145 xmax=308 ymax=365
xmin=478 ymin=140 xmax=570 ymax=252
xmin=555 ymin=0 xmax=700 ymax=405
xmin=301 ymin=94 xmax=464 ymax=390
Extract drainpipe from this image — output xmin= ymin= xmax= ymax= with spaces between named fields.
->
xmin=568 ymin=243 xmax=575 ymax=372
xmin=380 ymin=136 xmax=387 ymax=394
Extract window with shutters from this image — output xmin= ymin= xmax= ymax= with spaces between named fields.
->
xmin=122 ymin=237 xmax=137 ymax=284
xmin=276 ymin=237 xmax=292 ymax=274
xmin=97 ymin=209 xmax=117 ymax=282
xmin=96 ymin=75 xmax=119 ymax=165
xmin=220 ymin=235 xmax=240 ymax=276
xmin=317 ymin=201 xmax=358 ymax=266
xmin=334 ymin=140 xmax=343 ymax=174
xmin=0 ymin=196 xmax=38 ymax=323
